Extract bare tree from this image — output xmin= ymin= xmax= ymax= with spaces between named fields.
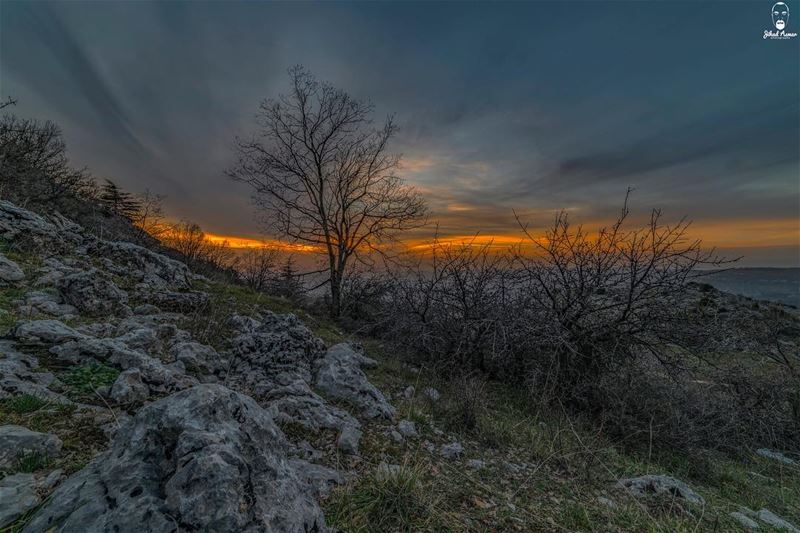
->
xmin=133 ymin=189 xmax=167 ymax=238
xmin=228 ymin=66 xmax=427 ymax=317
xmin=0 ymin=114 xmax=93 ymax=205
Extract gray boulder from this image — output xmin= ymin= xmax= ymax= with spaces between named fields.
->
xmin=0 ymin=252 xmax=24 ymax=282
xmin=0 ymin=201 xmax=84 ymax=251
xmin=12 ymin=320 xmax=85 ymax=346
xmin=23 ymin=384 xmax=337 ymax=533
xmin=397 ymin=419 xmax=418 ymax=438
xmin=88 ymin=240 xmax=191 ymax=289
xmin=0 ymin=340 xmax=66 ymax=402
xmin=757 ymin=509 xmax=799 ymax=532
xmin=171 ymin=341 xmax=224 ymax=375
xmin=0 ymin=474 xmax=41 ymax=528
xmin=109 ymin=369 xmax=149 ymax=404
xmin=257 ymin=373 xmax=359 ymax=431
xmin=756 ymin=448 xmax=797 ymax=466
xmin=440 ymin=442 xmax=464 ymax=460
xmin=337 ymin=425 xmax=362 ymax=455
xmin=15 ymin=291 xmax=77 ymax=318
xmin=229 ymin=312 xmax=326 ymax=388
xmin=314 ymin=343 xmax=395 ymax=420
xmin=423 ymin=387 xmax=441 ymax=402
xmin=617 ymin=474 xmax=704 ymax=505
xmin=0 ymin=425 xmax=62 ymax=468
xmin=402 ymin=385 xmax=415 ymax=400
xmin=56 ymin=269 xmax=128 ymax=315
xmin=730 ymin=511 xmax=760 ymax=530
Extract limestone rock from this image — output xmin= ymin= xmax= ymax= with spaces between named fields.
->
xmin=0 ymin=341 xmax=67 ymax=402
xmin=88 ymin=240 xmax=191 ymax=290
xmin=171 ymin=341 xmax=224 ymax=375
xmin=337 ymin=425 xmax=362 ymax=455
xmin=109 ymin=369 xmax=149 ymax=404
xmin=757 ymin=509 xmax=799 ymax=532
xmin=440 ymin=442 xmax=464 ymax=460
xmin=0 ymin=474 xmax=41 ymax=528
xmin=756 ymin=448 xmax=797 ymax=466
xmin=23 ymin=384 xmax=337 ymax=533
xmin=56 ymin=269 xmax=128 ymax=315
xmin=730 ymin=511 xmax=760 ymax=530
xmin=397 ymin=419 xmax=418 ymax=438
xmin=12 ymin=320 xmax=86 ymax=346
xmin=314 ymin=343 xmax=395 ymax=420
xmin=0 ymin=252 xmax=24 ymax=282
xmin=0 ymin=425 xmax=62 ymax=468
xmin=423 ymin=387 xmax=441 ymax=402
xmin=617 ymin=474 xmax=704 ymax=505
xmin=257 ymin=373 xmax=359 ymax=431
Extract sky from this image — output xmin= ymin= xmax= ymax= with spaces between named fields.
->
xmin=1 ymin=1 xmax=798 ymax=266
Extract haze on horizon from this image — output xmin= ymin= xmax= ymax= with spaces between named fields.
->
xmin=1 ymin=1 xmax=798 ymax=266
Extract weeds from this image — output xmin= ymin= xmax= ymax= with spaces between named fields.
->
xmin=325 ymin=461 xmax=449 ymax=532
xmin=1 ymin=394 xmax=48 ymax=414
xmin=61 ymin=363 xmax=119 ymax=396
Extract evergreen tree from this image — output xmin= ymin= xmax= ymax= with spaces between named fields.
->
xmin=99 ymin=179 xmax=141 ymax=219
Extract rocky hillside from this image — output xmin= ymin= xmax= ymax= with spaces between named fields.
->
xmin=0 ymin=200 xmax=798 ymax=532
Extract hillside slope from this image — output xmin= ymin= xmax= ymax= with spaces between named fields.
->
xmin=0 ymin=200 xmax=797 ymax=532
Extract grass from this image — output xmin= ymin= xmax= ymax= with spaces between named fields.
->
xmin=2 ymin=394 xmax=49 ymax=414
xmin=14 ymin=451 xmax=54 ymax=473
xmin=325 ymin=460 xmax=455 ymax=532
xmin=315 ymin=341 xmax=800 ymax=532
xmin=60 ymin=363 xmax=119 ymax=398
xmin=0 ymin=394 xmax=108 ymax=477
xmin=159 ymin=275 xmax=800 ymax=532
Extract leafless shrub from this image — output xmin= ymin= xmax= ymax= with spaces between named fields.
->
xmin=442 ymin=374 xmax=488 ymax=432
xmin=594 ymin=361 xmax=799 ymax=453
xmin=161 ymin=221 xmax=237 ymax=276
xmin=511 ymin=192 xmax=731 ymax=399
xmin=237 ymin=246 xmax=279 ymax=291
xmin=384 ymin=237 xmax=521 ymax=375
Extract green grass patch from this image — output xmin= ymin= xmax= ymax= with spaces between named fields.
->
xmin=1 ymin=394 xmax=49 ymax=414
xmin=14 ymin=451 xmax=54 ymax=473
xmin=61 ymin=363 xmax=119 ymax=396
xmin=325 ymin=461 xmax=453 ymax=532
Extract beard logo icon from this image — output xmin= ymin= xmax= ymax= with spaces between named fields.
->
xmin=772 ymin=2 xmax=789 ymax=29
xmin=764 ymin=1 xmax=797 ymax=39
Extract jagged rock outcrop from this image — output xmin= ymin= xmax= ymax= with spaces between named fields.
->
xmin=0 ymin=471 xmax=63 ymax=528
xmin=0 ymin=200 xmax=398 ymax=530
xmin=23 ymin=385 xmax=337 ymax=533
xmin=11 ymin=320 xmax=86 ymax=346
xmin=0 ymin=425 xmax=62 ymax=468
xmin=0 ymin=340 xmax=65 ymax=401
xmin=314 ymin=343 xmax=395 ymax=419
xmin=56 ymin=269 xmax=129 ymax=315
xmin=0 ymin=201 xmax=84 ymax=251
xmin=88 ymin=240 xmax=191 ymax=289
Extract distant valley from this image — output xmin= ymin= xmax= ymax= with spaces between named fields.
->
xmin=698 ymin=267 xmax=800 ymax=307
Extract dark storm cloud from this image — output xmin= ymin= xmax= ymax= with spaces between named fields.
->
xmin=3 ymin=4 xmax=148 ymax=155
xmin=0 ymin=1 xmax=798 ymax=264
